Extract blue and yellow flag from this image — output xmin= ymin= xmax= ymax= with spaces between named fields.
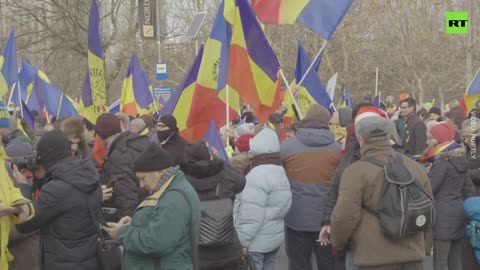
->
xmin=284 ymin=40 xmax=332 ymax=120
xmin=81 ymin=0 xmax=107 ymax=123
xmin=13 ymin=59 xmax=51 ymax=105
xmin=29 ymin=75 xmax=79 ymax=118
xmin=0 ymin=28 xmax=18 ymax=97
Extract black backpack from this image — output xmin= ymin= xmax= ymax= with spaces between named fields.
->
xmin=198 ymin=184 xmax=235 ymax=246
xmin=363 ymin=152 xmax=436 ymax=239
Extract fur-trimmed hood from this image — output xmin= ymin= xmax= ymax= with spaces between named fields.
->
xmin=437 ymin=146 xmax=468 ymax=173
xmin=180 ymin=159 xmax=225 ymax=192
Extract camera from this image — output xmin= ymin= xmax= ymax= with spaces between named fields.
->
xmin=11 ymin=151 xmax=39 ymax=170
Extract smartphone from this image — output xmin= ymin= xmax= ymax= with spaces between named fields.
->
xmin=101 ymin=207 xmax=117 ymax=215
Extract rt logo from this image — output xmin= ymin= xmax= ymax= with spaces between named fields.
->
xmin=446 ymin=11 xmax=468 ymax=34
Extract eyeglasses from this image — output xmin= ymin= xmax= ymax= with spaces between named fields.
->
xmin=399 ymin=106 xmax=409 ymax=109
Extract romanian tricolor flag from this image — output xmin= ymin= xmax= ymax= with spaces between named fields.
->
xmin=187 ymin=0 xmax=239 ymax=140
xmin=81 ymin=0 xmax=107 ymax=123
xmin=120 ymin=53 xmax=156 ymax=117
xmin=0 ymin=28 xmax=18 ymax=97
xmin=160 ymin=46 xmax=204 ymax=141
xmin=226 ymin=0 xmax=281 ymax=124
xmin=251 ymin=0 xmax=353 ymax=40
xmin=461 ymin=67 xmax=480 ymax=117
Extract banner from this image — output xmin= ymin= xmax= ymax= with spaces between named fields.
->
xmin=139 ymin=0 xmax=157 ymax=40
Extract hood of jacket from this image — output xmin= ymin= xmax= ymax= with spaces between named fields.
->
xmin=108 ymin=131 xmax=150 ymax=158
xmin=49 ymin=157 xmax=100 ymax=193
xmin=180 ymin=159 xmax=224 ymax=191
xmin=296 ymin=127 xmax=336 ymax=147
xmin=249 ymin=128 xmax=279 ymax=156
xmin=437 ymin=146 xmax=468 ymax=173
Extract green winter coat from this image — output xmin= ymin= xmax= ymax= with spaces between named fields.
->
xmin=117 ymin=170 xmax=201 ymax=270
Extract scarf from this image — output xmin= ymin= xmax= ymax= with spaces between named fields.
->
xmin=244 ymin=152 xmax=282 ymax=176
xmin=413 ymin=141 xmax=462 ymax=164
xmin=153 ymin=166 xmax=179 ymax=193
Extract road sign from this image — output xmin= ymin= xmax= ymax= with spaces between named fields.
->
xmin=153 ymin=86 xmax=173 ymax=105
xmin=156 ymin=63 xmax=168 ymax=80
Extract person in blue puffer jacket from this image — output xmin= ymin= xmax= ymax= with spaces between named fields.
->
xmin=464 ymin=197 xmax=480 ymax=266
xmin=234 ymin=128 xmax=292 ymax=270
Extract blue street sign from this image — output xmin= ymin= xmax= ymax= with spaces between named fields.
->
xmin=156 ymin=63 xmax=168 ymax=80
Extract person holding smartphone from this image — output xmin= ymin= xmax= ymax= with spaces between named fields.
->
xmin=15 ymin=131 xmax=102 ymax=270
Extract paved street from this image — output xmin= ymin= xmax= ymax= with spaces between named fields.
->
xmin=275 ymin=244 xmax=434 ymax=270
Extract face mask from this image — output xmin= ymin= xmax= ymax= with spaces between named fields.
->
xmin=157 ymin=130 xmax=173 ymax=142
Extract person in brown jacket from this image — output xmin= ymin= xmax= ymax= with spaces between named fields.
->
xmin=331 ymin=107 xmax=433 ymax=270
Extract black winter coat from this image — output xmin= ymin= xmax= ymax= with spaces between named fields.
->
xmin=162 ymin=132 xmax=188 ymax=165
xmin=17 ymin=158 xmax=102 ymax=270
xmin=428 ymin=147 xmax=476 ymax=240
xmin=466 ymin=137 xmax=480 ymax=195
xmin=180 ymin=159 xmax=246 ymax=270
xmin=101 ymin=131 xmax=150 ymax=222
xmin=323 ymin=141 xmax=361 ymax=226
xmin=404 ymin=114 xmax=428 ymax=156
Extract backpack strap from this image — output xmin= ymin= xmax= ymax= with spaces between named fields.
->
xmin=359 ymin=155 xmax=392 ymax=217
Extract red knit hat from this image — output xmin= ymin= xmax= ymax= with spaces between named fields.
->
xmin=235 ymin=134 xmax=255 ymax=153
xmin=95 ymin=113 xmax=121 ymax=140
xmin=429 ymin=121 xmax=456 ymax=144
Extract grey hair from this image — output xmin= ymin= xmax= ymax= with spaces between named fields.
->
xmin=116 ymin=113 xmax=130 ymax=128
xmin=462 ymin=118 xmax=480 ymax=133
xmin=130 ymin=118 xmax=146 ymax=131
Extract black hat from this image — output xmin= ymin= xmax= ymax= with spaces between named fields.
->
xmin=134 ymin=143 xmax=174 ymax=172
xmin=184 ymin=141 xmax=211 ymax=162
xmin=158 ymin=114 xmax=179 ymax=132
xmin=37 ymin=130 xmax=72 ymax=170
xmin=429 ymin=107 xmax=442 ymax=116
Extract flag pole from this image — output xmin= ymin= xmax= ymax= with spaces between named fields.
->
xmin=225 ymin=85 xmax=230 ymax=147
xmin=279 ymin=69 xmax=303 ymax=119
xmin=17 ymin=82 xmax=23 ymax=119
xmin=375 ymin=67 xmax=379 ymax=97
xmin=295 ymin=39 xmax=327 ymax=89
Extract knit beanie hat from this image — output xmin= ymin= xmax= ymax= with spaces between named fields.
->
xmin=338 ymin=108 xmax=353 ymax=128
xmin=355 ymin=106 xmax=389 ymax=141
xmin=158 ymin=114 xmax=179 ymax=132
xmin=306 ymin=104 xmax=330 ymax=125
xmin=95 ymin=113 xmax=121 ymax=140
xmin=184 ymin=141 xmax=211 ymax=162
xmin=134 ymin=143 xmax=174 ymax=172
xmin=0 ymin=101 xmax=11 ymax=128
xmin=36 ymin=130 xmax=72 ymax=170
xmin=6 ymin=141 xmax=32 ymax=158
xmin=428 ymin=107 xmax=442 ymax=117
xmin=235 ymin=134 xmax=255 ymax=152
xmin=429 ymin=121 xmax=456 ymax=144
xmin=234 ymin=123 xmax=255 ymax=140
